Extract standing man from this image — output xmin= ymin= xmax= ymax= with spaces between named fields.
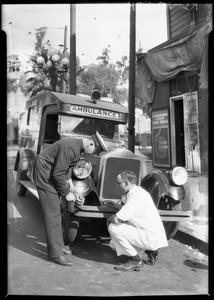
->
xmin=106 ymin=170 xmax=168 ymax=272
xmin=33 ymin=137 xmax=95 ymax=266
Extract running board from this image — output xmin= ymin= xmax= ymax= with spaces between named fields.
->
xmin=20 ymin=180 xmax=192 ymax=221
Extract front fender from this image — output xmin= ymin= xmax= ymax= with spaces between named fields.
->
xmin=14 ymin=148 xmax=36 ymax=172
xmin=141 ymin=170 xmax=170 ymax=206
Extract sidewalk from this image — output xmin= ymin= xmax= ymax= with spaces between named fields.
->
xmin=7 ymin=145 xmax=208 ymax=255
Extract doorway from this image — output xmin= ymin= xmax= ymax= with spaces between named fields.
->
xmin=170 ymin=91 xmax=201 ymax=173
xmin=174 ymin=99 xmax=185 ymax=166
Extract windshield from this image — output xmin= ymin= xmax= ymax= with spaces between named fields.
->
xmin=60 ymin=115 xmax=126 ymax=149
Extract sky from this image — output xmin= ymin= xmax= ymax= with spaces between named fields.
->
xmin=2 ymin=3 xmax=167 ymax=67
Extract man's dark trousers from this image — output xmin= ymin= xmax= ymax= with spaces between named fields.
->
xmin=37 ymin=187 xmax=64 ymax=259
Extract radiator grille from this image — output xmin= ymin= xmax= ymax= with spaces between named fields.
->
xmin=101 ymin=157 xmax=141 ymax=200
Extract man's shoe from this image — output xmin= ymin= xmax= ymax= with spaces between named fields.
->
xmin=144 ymin=250 xmax=158 ymax=266
xmin=114 ymin=259 xmax=143 ymax=271
xmin=62 ymin=247 xmax=72 ymax=255
xmin=118 ymin=255 xmax=130 ymax=264
xmin=51 ymin=255 xmax=73 ymax=266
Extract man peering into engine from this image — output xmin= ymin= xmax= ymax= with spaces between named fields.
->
xmin=33 ymin=137 xmax=95 ymax=266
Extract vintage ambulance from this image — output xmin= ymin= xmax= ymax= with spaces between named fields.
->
xmin=14 ymin=90 xmax=190 ymax=244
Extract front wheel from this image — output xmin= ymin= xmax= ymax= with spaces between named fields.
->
xmin=61 ymin=199 xmax=80 ymax=245
xmin=67 ymin=215 xmax=80 ymax=243
xmin=16 ymin=162 xmax=28 ymax=196
xmin=158 ymin=196 xmax=181 ymax=239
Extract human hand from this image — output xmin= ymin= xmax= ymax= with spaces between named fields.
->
xmin=66 ymin=192 xmax=76 ymax=202
xmin=104 ymin=200 xmax=118 ymax=207
xmin=104 ymin=200 xmax=122 ymax=212
xmin=75 ymin=195 xmax=85 ymax=208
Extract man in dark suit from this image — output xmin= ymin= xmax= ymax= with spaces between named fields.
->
xmin=33 ymin=137 xmax=95 ymax=266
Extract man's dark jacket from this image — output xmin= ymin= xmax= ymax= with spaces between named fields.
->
xmin=33 ymin=138 xmax=83 ymax=197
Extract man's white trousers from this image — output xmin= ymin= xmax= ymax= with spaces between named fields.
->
xmin=108 ymin=222 xmax=157 ymax=257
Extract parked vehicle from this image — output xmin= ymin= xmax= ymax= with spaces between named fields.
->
xmin=14 ymin=90 xmax=190 ymax=244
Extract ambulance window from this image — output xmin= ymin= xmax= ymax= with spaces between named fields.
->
xmin=27 ymin=107 xmax=32 ymax=125
xmin=44 ymin=114 xmax=59 ymax=143
xmin=27 ymin=105 xmax=37 ymax=125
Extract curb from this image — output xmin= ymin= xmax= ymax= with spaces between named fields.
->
xmin=173 ymin=229 xmax=208 ymax=255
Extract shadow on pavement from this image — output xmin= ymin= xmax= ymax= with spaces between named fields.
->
xmin=8 ymin=188 xmax=48 ymax=261
xmin=70 ymin=221 xmax=121 ymax=265
xmin=183 ymin=259 xmax=208 ymax=270
xmin=7 ymin=190 xmax=119 ymax=265
xmin=8 ymin=217 xmax=47 ymax=261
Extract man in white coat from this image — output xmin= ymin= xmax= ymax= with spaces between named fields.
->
xmin=106 ymin=170 xmax=168 ymax=272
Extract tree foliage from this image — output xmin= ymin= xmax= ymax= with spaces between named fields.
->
xmin=19 ymin=32 xmax=150 ymax=117
xmin=20 ymin=27 xmax=51 ymax=97
xmin=21 ymin=26 xmax=86 ymax=97
xmin=113 ymin=87 xmax=128 ymax=104
xmin=7 ymin=78 xmax=18 ymax=94
xmin=77 ymin=45 xmax=150 ymax=117
xmin=78 ymin=63 xmax=119 ymax=97
xmin=116 ymin=55 xmax=129 ymax=84
xmin=34 ymin=27 xmax=48 ymax=58
xmin=97 ymin=46 xmax=111 ymax=67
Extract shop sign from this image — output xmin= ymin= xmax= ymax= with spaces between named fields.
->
xmin=152 ymin=109 xmax=171 ymax=167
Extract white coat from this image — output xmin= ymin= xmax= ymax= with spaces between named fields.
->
xmin=108 ymin=185 xmax=168 ymax=257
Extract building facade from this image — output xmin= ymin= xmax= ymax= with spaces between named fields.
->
xmin=137 ymin=4 xmax=212 ymax=223
xmin=7 ymin=54 xmax=21 ymax=81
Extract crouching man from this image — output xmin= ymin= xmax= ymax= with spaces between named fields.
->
xmin=106 ymin=170 xmax=168 ymax=272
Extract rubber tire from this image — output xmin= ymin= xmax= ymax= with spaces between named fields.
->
xmin=158 ymin=197 xmax=181 ymax=240
xmin=67 ymin=216 xmax=80 ymax=243
xmin=61 ymin=201 xmax=80 ymax=245
xmin=16 ymin=162 xmax=28 ymax=196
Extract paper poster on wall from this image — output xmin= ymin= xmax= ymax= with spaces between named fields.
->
xmin=152 ymin=109 xmax=171 ymax=167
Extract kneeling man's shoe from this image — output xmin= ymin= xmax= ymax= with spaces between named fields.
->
xmin=62 ymin=247 xmax=72 ymax=255
xmin=144 ymin=250 xmax=158 ymax=266
xmin=114 ymin=259 xmax=143 ymax=271
xmin=51 ymin=255 xmax=73 ymax=266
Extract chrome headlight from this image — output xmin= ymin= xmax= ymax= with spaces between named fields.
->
xmin=73 ymin=159 xmax=92 ymax=179
xmin=170 ymin=167 xmax=188 ymax=186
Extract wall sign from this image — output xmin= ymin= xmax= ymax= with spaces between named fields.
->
xmin=152 ymin=109 xmax=171 ymax=167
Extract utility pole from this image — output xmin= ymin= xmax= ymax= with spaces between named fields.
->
xmin=62 ymin=25 xmax=67 ymax=93
xmin=69 ymin=4 xmax=76 ymax=95
xmin=128 ymin=3 xmax=136 ymax=153
xmin=64 ymin=25 xmax=68 ymax=51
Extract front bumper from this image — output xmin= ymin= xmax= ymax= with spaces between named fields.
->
xmin=73 ymin=205 xmax=191 ymax=221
